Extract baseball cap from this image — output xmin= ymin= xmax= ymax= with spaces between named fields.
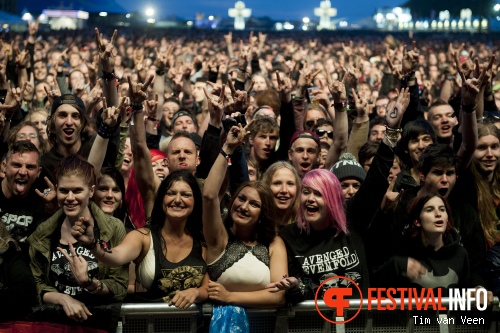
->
xmin=289 ymin=130 xmax=321 ymax=149
xmin=50 ymin=94 xmax=85 ymax=115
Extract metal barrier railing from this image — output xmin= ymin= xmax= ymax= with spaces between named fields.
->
xmin=119 ymin=297 xmax=500 ymax=333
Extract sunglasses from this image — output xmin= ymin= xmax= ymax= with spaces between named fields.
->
xmin=305 ymin=118 xmax=326 ymax=129
xmin=315 ymin=129 xmax=333 ymax=139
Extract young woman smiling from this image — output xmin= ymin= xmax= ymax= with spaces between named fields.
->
xmin=28 ymin=155 xmax=128 ymax=326
xmin=261 ymin=161 xmax=301 ymax=229
xmin=72 ymin=170 xmax=209 ymax=308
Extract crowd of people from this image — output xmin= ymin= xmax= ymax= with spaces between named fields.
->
xmin=0 ymin=22 xmax=499 ymax=332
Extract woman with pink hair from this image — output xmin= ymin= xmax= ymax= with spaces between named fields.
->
xmin=266 ymin=169 xmax=369 ymax=303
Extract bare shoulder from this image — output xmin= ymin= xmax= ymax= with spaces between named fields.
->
xmin=269 ymin=236 xmax=286 ymax=254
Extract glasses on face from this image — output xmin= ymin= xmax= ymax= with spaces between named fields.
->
xmin=375 ymin=104 xmax=388 ymax=110
xmin=315 ymin=129 xmax=334 ymax=139
xmin=305 ymin=118 xmax=326 ymax=129
xmin=16 ymin=133 xmax=38 ymax=140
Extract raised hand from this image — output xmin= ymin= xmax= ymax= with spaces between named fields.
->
xmin=327 ymin=74 xmax=347 ymax=103
xmin=127 ymin=74 xmax=154 ymax=105
xmin=15 ymin=49 xmax=30 ymax=69
xmin=44 ymin=77 xmax=61 ymax=105
xmin=402 ymin=41 xmax=419 ymax=73
xmin=387 ymin=57 xmax=403 ymax=81
xmin=57 ymin=243 xmax=89 ymax=286
xmin=0 ymin=82 xmax=23 ymax=115
xmin=380 ymin=176 xmax=403 ymax=213
xmin=23 ymin=72 xmax=35 ymax=101
xmin=386 ymin=87 xmax=410 ymax=128
xmin=144 ymin=93 xmax=159 ymax=118
xmin=35 ymin=177 xmax=56 ymax=204
xmin=276 ymin=70 xmax=292 ymax=103
xmin=352 ymin=88 xmax=368 ymax=116
xmin=154 ymin=45 xmax=173 ymax=71
xmin=342 ymin=40 xmax=354 ymax=56
xmin=457 ymin=53 xmax=494 ymax=106
xmin=101 ymin=98 xmax=120 ymax=127
xmin=227 ymin=77 xmax=250 ymax=112
xmin=95 ymin=28 xmax=117 ymax=73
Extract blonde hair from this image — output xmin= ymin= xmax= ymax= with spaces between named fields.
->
xmin=261 ymin=161 xmax=300 ymax=228
xmin=471 ymin=123 xmax=500 ymax=245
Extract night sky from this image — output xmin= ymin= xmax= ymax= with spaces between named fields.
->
xmin=18 ymin=0 xmax=405 ymax=22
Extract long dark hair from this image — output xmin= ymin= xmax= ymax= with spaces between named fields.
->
xmin=407 ymin=193 xmax=453 ymax=238
xmin=150 ymin=170 xmax=203 ymax=242
xmin=98 ymin=167 xmax=128 ymax=222
xmin=224 ymin=181 xmax=278 ymax=247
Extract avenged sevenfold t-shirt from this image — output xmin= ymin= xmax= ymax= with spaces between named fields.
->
xmin=50 ymin=242 xmax=99 ymax=301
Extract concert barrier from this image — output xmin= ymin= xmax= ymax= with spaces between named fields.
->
xmin=119 ymin=297 xmax=500 ymax=333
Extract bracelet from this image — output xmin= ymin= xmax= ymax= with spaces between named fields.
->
xmin=384 ymin=133 xmax=398 ymax=148
xmin=333 ymin=102 xmax=348 ymax=112
xmin=101 ymin=70 xmax=116 ymax=81
xmin=461 ymin=104 xmax=476 ymax=115
xmin=85 ymin=279 xmax=103 ymax=293
xmin=220 ymin=149 xmax=232 ymax=166
xmin=386 ymin=125 xmax=403 ymax=133
xmin=156 ymin=68 xmax=166 ymax=76
xmin=130 ymin=101 xmax=144 ymax=111
xmin=81 ymin=275 xmax=93 ymax=288
xmin=144 ymin=115 xmax=160 ymax=129
xmin=97 ymin=122 xmax=115 ymax=139
xmin=82 ymin=237 xmax=98 ymax=250
xmin=236 ymin=70 xmax=246 ymax=82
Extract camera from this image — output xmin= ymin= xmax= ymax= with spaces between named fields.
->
xmin=222 ymin=114 xmax=247 ymax=133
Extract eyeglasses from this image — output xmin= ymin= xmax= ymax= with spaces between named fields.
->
xmin=305 ymin=118 xmax=326 ymax=129
xmin=16 ymin=133 xmax=38 ymax=140
xmin=315 ymin=129 xmax=334 ymax=139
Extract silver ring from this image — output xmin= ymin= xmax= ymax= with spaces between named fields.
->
xmin=43 ymin=188 xmax=51 ymax=197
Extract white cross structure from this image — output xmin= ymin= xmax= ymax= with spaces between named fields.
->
xmin=228 ymin=1 xmax=252 ymax=30
xmin=314 ymin=0 xmax=337 ymax=30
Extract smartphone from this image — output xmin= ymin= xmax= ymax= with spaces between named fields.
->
xmin=307 ymin=86 xmax=320 ymax=104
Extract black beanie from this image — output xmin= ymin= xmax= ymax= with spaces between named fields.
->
xmin=330 ymin=153 xmax=366 ymax=183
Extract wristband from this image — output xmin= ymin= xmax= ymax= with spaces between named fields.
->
xmin=101 ymin=70 xmax=116 ymax=81
xmin=333 ymin=102 xmax=348 ymax=112
xmin=220 ymin=149 xmax=232 ymax=166
xmin=130 ymin=101 xmax=144 ymax=111
xmin=386 ymin=125 xmax=403 ymax=133
xmin=81 ymin=275 xmax=93 ymax=288
xmin=144 ymin=115 xmax=160 ymax=129
xmin=97 ymin=122 xmax=115 ymax=139
xmin=461 ymin=104 xmax=476 ymax=115
xmin=236 ymin=69 xmax=246 ymax=82
xmin=156 ymin=68 xmax=166 ymax=76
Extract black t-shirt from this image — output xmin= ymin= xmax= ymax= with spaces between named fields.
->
xmin=50 ymin=241 xmax=99 ymax=302
xmin=280 ymin=224 xmax=369 ymax=302
xmin=0 ymin=179 xmax=48 ymax=246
